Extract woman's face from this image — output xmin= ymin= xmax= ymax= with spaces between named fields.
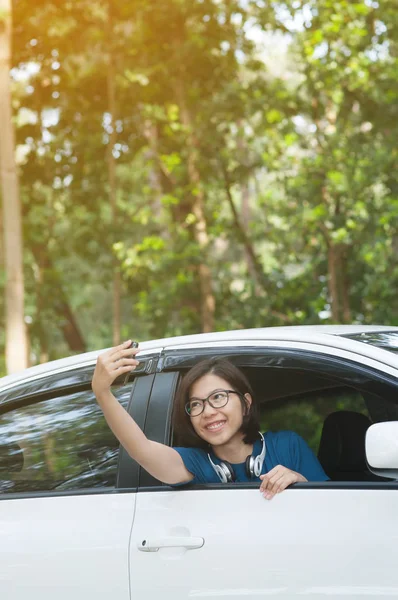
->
xmin=188 ymin=373 xmax=251 ymax=447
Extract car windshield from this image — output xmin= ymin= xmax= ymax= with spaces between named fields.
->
xmin=341 ymin=332 xmax=398 ymax=355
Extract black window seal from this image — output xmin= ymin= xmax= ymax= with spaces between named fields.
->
xmin=161 ymin=345 xmax=395 ymax=374
xmin=136 ymin=480 xmax=398 ymax=493
xmin=116 ymin=373 xmax=157 ymax=489
xmin=139 ymin=372 xmax=180 ymax=488
xmin=0 ymin=487 xmax=138 ymax=502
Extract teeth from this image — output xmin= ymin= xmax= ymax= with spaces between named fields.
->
xmin=207 ymin=421 xmax=225 ymax=431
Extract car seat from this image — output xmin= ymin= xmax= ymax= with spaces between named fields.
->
xmin=317 ymin=410 xmax=386 ymax=481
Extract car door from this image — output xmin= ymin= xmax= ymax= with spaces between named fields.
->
xmin=129 ymin=340 xmax=398 ymax=599
xmin=0 ymin=358 xmax=156 ymax=600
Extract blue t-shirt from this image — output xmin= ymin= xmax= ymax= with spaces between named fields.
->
xmin=174 ymin=431 xmax=328 ymax=484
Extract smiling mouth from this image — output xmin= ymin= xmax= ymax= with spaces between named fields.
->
xmin=205 ymin=420 xmax=226 ymax=432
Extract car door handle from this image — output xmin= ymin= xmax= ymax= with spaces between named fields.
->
xmin=138 ymin=536 xmax=204 ymax=552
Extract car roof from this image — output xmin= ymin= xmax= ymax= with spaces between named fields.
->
xmin=1 ymin=324 xmax=397 ymax=391
xmin=0 ymin=325 xmax=398 ymax=388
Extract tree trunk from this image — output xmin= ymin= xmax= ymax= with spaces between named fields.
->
xmin=241 ymin=181 xmax=260 ymax=290
xmin=236 ymin=121 xmax=259 ymax=291
xmin=340 ymin=247 xmax=352 ymax=323
xmin=175 ymin=79 xmax=215 ymax=333
xmin=223 ymin=169 xmax=265 ymax=287
xmin=106 ymin=8 xmax=121 ymax=346
xmin=0 ymin=0 xmax=29 ymax=373
xmin=30 ymin=244 xmax=86 ymax=353
xmin=35 ymin=263 xmax=49 ymax=363
xmin=327 ymin=243 xmax=341 ymax=322
xmin=222 ymin=166 xmax=290 ymax=323
xmin=143 ymin=120 xmax=163 ymax=213
xmin=327 ymin=241 xmax=352 ymax=323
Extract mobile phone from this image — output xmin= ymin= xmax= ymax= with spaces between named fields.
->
xmin=124 ymin=341 xmax=139 ymax=384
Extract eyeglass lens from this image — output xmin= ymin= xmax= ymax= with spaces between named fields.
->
xmin=186 ymin=390 xmax=230 ymax=416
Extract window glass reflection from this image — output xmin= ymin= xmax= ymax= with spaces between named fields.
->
xmin=0 ymin=386 xmax=130 ymax=494
xmin=342 ymin=332 xmax=398 ymax=355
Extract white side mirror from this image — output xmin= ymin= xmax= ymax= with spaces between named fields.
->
xmin=366 ymin=422 xmax=398 ymax=480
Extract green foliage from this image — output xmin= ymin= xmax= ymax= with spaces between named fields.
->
xmin=0 ymin=0 xmax=397 ymax=373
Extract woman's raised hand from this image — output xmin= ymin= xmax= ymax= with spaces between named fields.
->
xmin=259 ymin=465 xmax=307 ymax=500
xmin=92 ymin=340 xmax=140 ymax=397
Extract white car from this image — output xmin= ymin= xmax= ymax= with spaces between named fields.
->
xmin=1 ymin=325 xmax=398 ymax=599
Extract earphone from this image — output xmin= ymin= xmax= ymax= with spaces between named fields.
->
xmin=207 ymin=432 xmax=266 ymax=483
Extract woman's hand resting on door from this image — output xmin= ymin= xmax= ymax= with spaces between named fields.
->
xmin=259 ymin=465 xmax=307 ymax=500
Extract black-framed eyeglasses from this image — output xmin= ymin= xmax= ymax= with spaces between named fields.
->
xmin=185 ymin=389 xmax=240 ymax=417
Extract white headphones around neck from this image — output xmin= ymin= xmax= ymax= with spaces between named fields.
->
xmin=207 ymin=432 xmax=266 ymax=483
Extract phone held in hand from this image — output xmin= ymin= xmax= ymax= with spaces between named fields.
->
xmin=124 ymin=341 xmax=139 ymax=385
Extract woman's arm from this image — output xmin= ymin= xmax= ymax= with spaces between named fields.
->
xmin=259 ymin=432 xmax=327 ymax=499
xmin=92 ymin=340 xmax=193 ymax=485
xmin=259 ymin=466 xmax=307 ymax=499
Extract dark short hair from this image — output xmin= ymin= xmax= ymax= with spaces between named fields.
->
xmin=173 ymin=358 xmax=260 ymax=450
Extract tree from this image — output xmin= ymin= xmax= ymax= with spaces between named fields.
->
xmin=253 ymin=0 xmax=398 ymax=324
xmin=1 ymin=0 xmax=396 ymax=375
xmin=0 ymin=0 xmax=28 ymax=373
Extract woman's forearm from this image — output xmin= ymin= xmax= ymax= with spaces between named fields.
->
xmin=97 ymin=390 xmax=190 ymax=483
xmin=96 ymin=388 xmax=152 ymax=462
xmin=92 ymin=341 xmax=192 ymax=484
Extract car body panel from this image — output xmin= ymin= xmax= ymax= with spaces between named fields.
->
xmin=130 ymin=335 xmax=398 ymax=598
xmin=0 ymin=492 xmax=136 ymax=600
xmin=2 ymin=325 xmax=398 ymax=599
xmin=129 ymin=487 xmax=398 ymax=599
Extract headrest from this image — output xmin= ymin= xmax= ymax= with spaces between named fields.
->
xmin=0 ymin=442 xmax=24 ymax=473
xmin=318 ymin=411 xmax=371 ymax=473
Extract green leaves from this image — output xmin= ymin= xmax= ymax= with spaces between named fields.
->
xmin=1 ymin=0 xmax=396 ymax=373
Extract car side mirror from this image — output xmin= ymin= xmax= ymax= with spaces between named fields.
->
xmin=0 ymin=442 xmax=24 ymax=473
xmin=366 ymin=422 xmax=398 ymax=480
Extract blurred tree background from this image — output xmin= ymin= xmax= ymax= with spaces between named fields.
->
xmin=0 ymin=0 xmax=397 ymax=375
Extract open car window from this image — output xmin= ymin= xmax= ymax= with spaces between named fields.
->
xmin=242 ymin=366 xmax=368 ymax=451
xmin=170 ymin=358 xmax=398 ymax=484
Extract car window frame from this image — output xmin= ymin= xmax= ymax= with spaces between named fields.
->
xmin=0 ymin=366 xmax=156 ymax=499
xmin=116 ymin=372 xmax=156 ymax=489
xmin=139 ymin=344 xmax=398 ymax=492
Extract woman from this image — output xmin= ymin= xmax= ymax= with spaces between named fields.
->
xmin=92 ymin=340 xmax=328 ymax=499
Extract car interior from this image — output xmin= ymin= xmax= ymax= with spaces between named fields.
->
xmin=243 ymin=366 xmax=395 ymax=482
xmin=172 ymin=363 xmax=397 ymax=483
